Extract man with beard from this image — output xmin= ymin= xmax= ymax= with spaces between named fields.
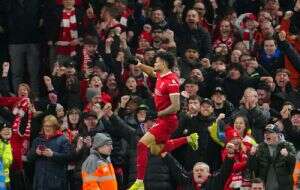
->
xmin=151 ymin=26 xmax=164 ymax=50
xmin=176 ymin=9 xmax=212 ymax=59
xmin=256 ymin=82 xmax=283 ymax=117
xmin=178 ymin=44 xmax=201 ymax=79
xmin=104 ymin=73 xmax=121 ymax=107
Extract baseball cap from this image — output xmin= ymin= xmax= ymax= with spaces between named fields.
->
xmin=201 ymin=98 xmax=213 ymax=106
xmin=212 ymin=86 xmax=225 ymax=95
xmin=264 ymin=124 xmax=280 ymax=133
xmin=0 ymin=122 xmax=11 ymax=131
xmin=137 ymin=104 xmax=149 ymax=112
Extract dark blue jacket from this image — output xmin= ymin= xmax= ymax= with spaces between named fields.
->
xmin=27 ymin=134 xmax=72 ymax=190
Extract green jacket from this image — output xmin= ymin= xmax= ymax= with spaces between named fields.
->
xmin=0 ymin=139 xmax=13 ymax=183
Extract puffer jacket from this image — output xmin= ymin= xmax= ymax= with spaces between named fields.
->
xmin=248 ymin=140 xmax=296 ymax=190
xmin=175 ymin=23 xmax=212 ymax=59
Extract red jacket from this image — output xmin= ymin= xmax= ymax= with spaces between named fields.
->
xmin=222 ymin=149 xmax=248 ymax=190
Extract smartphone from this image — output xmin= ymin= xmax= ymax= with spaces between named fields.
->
xmin=38 ymin=145 xmax=46 ymax=151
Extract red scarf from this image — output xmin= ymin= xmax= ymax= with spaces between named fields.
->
xmin=43 ymin=131 xmax=63 ymax=140
xmin=11 ymin=98 xmax=32 ymax=171
xmin=57 ymin=8 xmax=78 ymax=56
xmin=81 ymin=47 xmax=91 ymax=72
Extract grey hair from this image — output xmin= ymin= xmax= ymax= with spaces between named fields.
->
xmin=193 ymin=162 xmax=210 ymax=172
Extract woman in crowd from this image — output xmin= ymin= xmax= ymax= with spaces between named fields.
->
xmin=27 ymin=115 xmax=72 ymax=190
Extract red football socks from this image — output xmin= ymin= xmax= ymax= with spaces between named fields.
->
xmin=136 ymin=142 xmax=149 ymax=180
xmin=161 ymin=137 xmax=188 ymax=153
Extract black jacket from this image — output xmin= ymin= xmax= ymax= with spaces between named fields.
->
xmin=163 ymin=153 xmax=234 ymax=190
xmin=282 ymin=119 xmax=300 ymax=151
xmin=223 ymin=76 xmax=258 ymax=108
xmin=177 ymin=58 xmax=202 ymax=79
xmin=214 ymin=100 xmax=236 ymax=121
xmin=3 ymin=0 xmax=43 ymax=44
xmin=278 ymin=41 xmax=300 ymax=72
xmin=175 ymin=24 xmax=212 ymax=59
xmin=248 ymin=141 xmax=296 ymax=190
xmin=109 ymin=115 xmax=174 ymax=190
xmin=173 ymin=113 xmax=222 ymax=172
xmin=51 ymin=74 xmax=82 ymax=110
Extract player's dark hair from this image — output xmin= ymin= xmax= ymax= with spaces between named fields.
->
xmin=155 ymin=52 xmax=175 ymax=69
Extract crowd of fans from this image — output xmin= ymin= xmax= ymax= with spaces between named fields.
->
xmin=0 ymin=0 xmax=300 ymax=189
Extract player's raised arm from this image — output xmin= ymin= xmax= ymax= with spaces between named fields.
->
xmin=136 ymin=60 xmax=156 ymax=78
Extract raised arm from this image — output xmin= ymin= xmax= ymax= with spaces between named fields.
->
xmin=161 ymin=152 xmax=191 ymax=185
xmin=278 ymin=31 xmax=300 ymax=71
xmin=136 ymin=61 xmax=156 ymax=78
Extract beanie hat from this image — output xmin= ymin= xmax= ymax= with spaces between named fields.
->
xmin=56 ymin=103 xmax=64 ymax=111
xmin=86 ymin=88 xmax=101 ymax=102
xmin=0 ymin=122 xmax=10 ymax=131
xmin=93 ymin=133 xmax=113 ymax=149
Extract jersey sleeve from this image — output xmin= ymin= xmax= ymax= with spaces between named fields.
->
xmin=166 ymin=78 xmax=179 ymax=95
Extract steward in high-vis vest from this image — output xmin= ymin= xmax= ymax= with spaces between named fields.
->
xmin=82 ymin=133 xmax=117 ymax=190
xmin=0 ymin=122 xmax=13 ymax=189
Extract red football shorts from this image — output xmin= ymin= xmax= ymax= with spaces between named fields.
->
xmin=148 ymin=115 xmax=178 ymax=144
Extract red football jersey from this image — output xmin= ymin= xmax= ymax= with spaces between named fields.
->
xmin=154 ymin=72 xmax=180 ymax=113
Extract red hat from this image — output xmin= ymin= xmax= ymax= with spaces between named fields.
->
xmin=225 ymin=127 xmax=241 ymax=142
xmin=139 ymin=31 xmax=153 ymax=43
